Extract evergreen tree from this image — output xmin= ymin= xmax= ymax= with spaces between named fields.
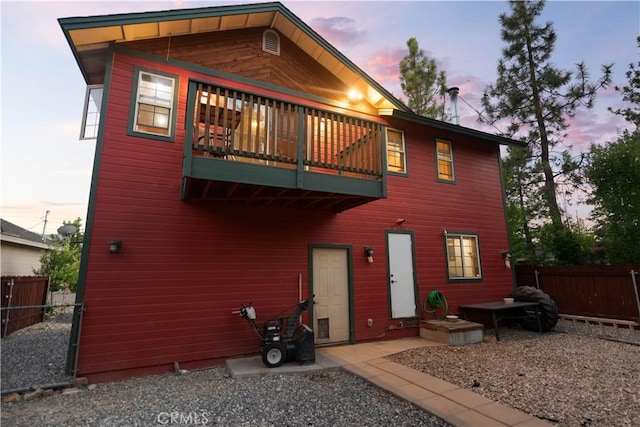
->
xmin=481 ymin=0 xmax=611 ymax=264
xmin=608 ymin=36 xmax=640 ymax=129
xmin=399 ymin=37 xmax=447 ymax=119
xmin=501 ymin=144 xmax=545 ymax=262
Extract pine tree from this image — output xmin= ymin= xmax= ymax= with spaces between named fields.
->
xmin=608 ymin=36 xmax=640 ymax=129
xmin=399 ymin=38 xmax=447 ymax=119
xmin=481 ymin=0 xmax=612 ymax=264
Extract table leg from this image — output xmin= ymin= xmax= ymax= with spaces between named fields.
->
xmin=491 ymin=311 xmax=500 ymax=341
xmin=535 ymin=305 xmax=543 ymax=334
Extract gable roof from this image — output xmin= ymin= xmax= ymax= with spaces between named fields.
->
xmin=58 ymin=1 xmax=409 ymax=112
xmin=1 ymin=219 xmax=51 ymax=249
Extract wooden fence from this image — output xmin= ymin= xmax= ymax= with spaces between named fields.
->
xmin=514 ymin=265 xmax=640 ymax=321
xmin=1 ymin=276 xmax=49 ymax=337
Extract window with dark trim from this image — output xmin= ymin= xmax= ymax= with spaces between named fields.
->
xmin=131 ymin=70 xmax=176 ymax=138
xmin=445 ymin=233 xmax=481 ymax=280
xmin=386 ymin=128 xmax=406 ymax=174
xmin=80 ymin=85 xmax=103 ymax=140
xmin=436 ymin=139 xmax=455 ymax=181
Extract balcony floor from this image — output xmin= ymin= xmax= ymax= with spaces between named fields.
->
xmin=183 ymin=178 xmax=378 ymax=212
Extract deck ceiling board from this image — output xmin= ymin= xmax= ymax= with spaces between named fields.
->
xmin=191 ymin=16 xmax=221 ymax=33
xmin=274 ymin=20 xmax=299 ymax=41
xmin=70 ymin=26 xmax=124 ymax=46
xmin=159 ymin=19 xmax=192 ymax=37
xmin=220 ymin=14 xmax=253 ymax=31
xmin=122 ymin=22 xmax=159 ymax=41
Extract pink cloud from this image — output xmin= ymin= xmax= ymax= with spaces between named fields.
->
xmin=363 ymin=47 xmax=405 ymax=96
xmin=310 ymin=16 xmax=368 ymax=49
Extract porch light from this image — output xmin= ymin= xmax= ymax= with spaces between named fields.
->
xmin=364 ymin=246 xmax=374 ymax=263
xmin=109 ymin=240 xmax=122 ymax=254
xmin=348 ymin=89 xmax=363 ymax=103
xmin=502 ymin=251 xmax=512 ymax=269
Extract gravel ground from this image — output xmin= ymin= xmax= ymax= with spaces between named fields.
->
xmin=388 ymin=321 xmax=640 ymax=427
xmin=3 ymin=315 xmax=639 ymax=426
xmin=1 ymin=368 xmax=451 ymax=427
xmin=1 ymin=311 xmax=73 ymax=392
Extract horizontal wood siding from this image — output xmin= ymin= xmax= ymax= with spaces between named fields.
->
xmin=78 ymin=52 xmax=512 ymax=380
xmin=123 ymin=27 xmax=348 ymax=104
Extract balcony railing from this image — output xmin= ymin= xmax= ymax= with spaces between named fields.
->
xmin=182 ymin=81 xmax=386 ymax=211
xmin=189 ymin=82 xmax=383 ymax=180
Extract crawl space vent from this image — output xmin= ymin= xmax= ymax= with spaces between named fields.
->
xmin=262 ymin=29 xmax=280 ymax=56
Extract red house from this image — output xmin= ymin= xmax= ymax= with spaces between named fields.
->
xmin=60 ymin=2 xmax=520 ymax=382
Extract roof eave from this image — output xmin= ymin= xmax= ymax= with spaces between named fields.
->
xmin=1 ymin=234 xmax=52 ymax=249
xmin=58 ymin=2 xmax=409 ymax=111
xmin=387 ymin=110 xmax=525 ymax=146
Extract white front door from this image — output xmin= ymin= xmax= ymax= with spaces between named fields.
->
xmin=388 ymin=232 xmax=418 ymax=318
xmin=312 ymin=248 xmax=350 ymax=344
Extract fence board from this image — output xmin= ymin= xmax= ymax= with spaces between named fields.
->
xmin=515 ymin=266 xmax=640 ymax=321
xmin=1 ymin=276 xmax=49 ymax=337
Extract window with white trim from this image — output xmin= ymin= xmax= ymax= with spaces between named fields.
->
xmin=80 ymin=85 xmax=103 ymax=140
xmin=436 ymin=139 xmax=454 ymax=181
xmin=386 ymin=128 xmax=406 ymax=173
xmin=445 ymin=233 xmax=481 ymax=280
xmin=132 ymin=71 xmax=176 ymax=137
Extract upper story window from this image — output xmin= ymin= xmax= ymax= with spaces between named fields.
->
xmin=386 ymin=128 xmax=406 ymax=174
xmin=445 ymin=233 xmax=481 ymax=280
xmin=130 ymin=70 xmax=177 ymax=140
xmin=436 ymin=139 xmax=455 ymax=182
xmin=80 ymin=85 xmax=103 ymax=140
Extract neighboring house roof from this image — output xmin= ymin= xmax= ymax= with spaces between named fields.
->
xmin=58 ymin=1 xmax=410 ymax=112
xmin=1 ymin=219 xmax=52 ymax=250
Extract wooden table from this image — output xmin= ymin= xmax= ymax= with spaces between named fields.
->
xmin=458 ymin=301 xmax=542 ymax=341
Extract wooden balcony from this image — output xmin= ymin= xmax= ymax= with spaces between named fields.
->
xmin=181 ymin=82 xmax=386 ymax=212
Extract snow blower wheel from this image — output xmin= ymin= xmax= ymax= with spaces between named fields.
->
xmin=510 ymin=286 xmax=559 ymax=332
xmin=262 ymin=343 xmax=285 ymax=368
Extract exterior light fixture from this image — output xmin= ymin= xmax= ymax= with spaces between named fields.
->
xmin=396 ymin=218 xmax=406 ymax=225
xmin=364 ymin=246 xmax=374 ymax=263
xmin=348 ymin=89 xmax=363 ymax=103
xmin=109 ymin=240 xmax=122 ymax=254
xmin=502 ymin=251 xmax=512 ymax=269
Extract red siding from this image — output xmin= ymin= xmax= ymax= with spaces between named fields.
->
xmin=78 ymin=52 xmax=512 ymax=381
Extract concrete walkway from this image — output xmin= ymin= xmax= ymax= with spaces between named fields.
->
xmin=226 ymin=337 xmax=550 ymax=427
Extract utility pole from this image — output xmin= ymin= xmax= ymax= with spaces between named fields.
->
xmin=42 ymin=210 xmax=50 ymax=241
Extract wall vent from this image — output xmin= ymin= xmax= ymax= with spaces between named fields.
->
xmin=317 ymin=318 xmax=329 ymax=339
xmin=262 ymin=29 xmax=280 ymax=56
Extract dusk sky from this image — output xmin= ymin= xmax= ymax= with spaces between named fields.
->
xmin=1 ymin=0 xmax=638 ymax=235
